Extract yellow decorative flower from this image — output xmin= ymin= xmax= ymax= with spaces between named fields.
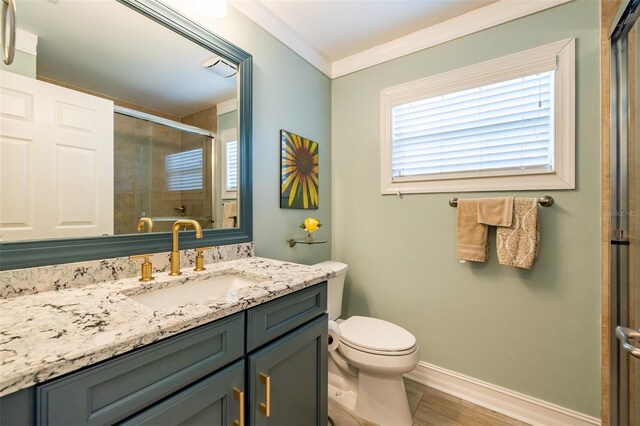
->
xmin=300 ymin=217 xmax=321 ymax=233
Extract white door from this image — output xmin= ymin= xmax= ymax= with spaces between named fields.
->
xmin=0 ymin=70 xmax=114 ymax=241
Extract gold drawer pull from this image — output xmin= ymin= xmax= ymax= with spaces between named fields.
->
xmin=233 ymin=387 xmax=244 ymax=426
xmin=259 ymin=373 xmax=271 ymax=417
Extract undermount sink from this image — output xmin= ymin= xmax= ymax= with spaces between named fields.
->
xmin=128 ymin=274 xmax=259 ymax=310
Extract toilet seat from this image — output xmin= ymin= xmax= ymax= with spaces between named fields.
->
xmin=340 ymin=339 xmax=417 ymax=356
xmin=337 ymin=339 xmax=420 ymax=374
xmin=338 ymin=316 xmax=416 ymax=354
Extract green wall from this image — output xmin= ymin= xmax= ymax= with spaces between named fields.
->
xmin=331 ymin=0 xmax=600 ymax=416
xmin=217 ymin=110 xmax=237 ymax=135
xmin=199 ymin=7 xmax=332 ymax=265
xmin=0 ymin=50 xmax=36 ymax=78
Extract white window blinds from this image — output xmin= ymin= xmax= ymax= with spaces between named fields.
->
xmin=225 ymin=141 xmax=238 ymax=191
xmin=391 ymin=71 xmax=554 ymax=180
xmin=165 ymin=148 xmax=203 ymax=191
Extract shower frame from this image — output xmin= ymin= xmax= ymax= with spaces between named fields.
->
xmin=608 ymin=0 xmax=639 ymax=424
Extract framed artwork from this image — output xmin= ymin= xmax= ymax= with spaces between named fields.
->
xmin=280 ymin=129 xmax=319 ymax=209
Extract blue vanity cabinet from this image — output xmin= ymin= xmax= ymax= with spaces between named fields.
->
xmin=0 ymin=282 xmax=328 ymax=426
xmin=245 ymin=284 xmax=328 ymax=426
xmin=248 ymin=314 xmax=328 ymax=426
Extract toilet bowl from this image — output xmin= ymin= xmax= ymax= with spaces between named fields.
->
xmin=314 ymin=261 xmax=420 ymax=426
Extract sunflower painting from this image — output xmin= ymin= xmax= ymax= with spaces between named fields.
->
xmin=280 ymin=130 xmax=319 ymax=209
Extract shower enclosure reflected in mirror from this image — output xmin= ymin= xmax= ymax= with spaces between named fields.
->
xmin=0 ymin=0 xmax=252 ymax=269
xmin=113 ymin=112 xmax=237 ymax=235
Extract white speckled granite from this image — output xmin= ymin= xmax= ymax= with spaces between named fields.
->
xmin=0 ymin=256 xmax=331 ymax=397
xmin=0 ymin=243 xmax=254 ymax=299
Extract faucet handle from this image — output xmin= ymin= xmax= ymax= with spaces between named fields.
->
xmin=194 ymin=247 xmax=213 ymax=271
xmin=130 ymin=254 xmax=154 ymax=282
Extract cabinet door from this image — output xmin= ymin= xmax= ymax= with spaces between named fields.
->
xmin=119 ymin=360 xmax=244 ymax=426
xmin=249 ymin=314 xmax=327 ymax=426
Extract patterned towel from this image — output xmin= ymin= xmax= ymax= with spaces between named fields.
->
xmin=496 ymin=198 xmax=540 ymax=269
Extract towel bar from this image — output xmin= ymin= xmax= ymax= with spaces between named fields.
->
xmin=448 ymin=195 xmax=554 ymax=208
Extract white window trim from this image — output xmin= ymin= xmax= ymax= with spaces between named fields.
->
xmin=380 ymin=38 xmax=575 ymax=194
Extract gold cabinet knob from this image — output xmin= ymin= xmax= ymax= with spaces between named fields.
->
xmin=194 ymin=247 xmax=213 ymax=271
xmin=129 ymin=254 xmax=154 ymax=282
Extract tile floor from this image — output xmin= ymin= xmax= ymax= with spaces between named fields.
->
xmin=328 ymin=378 xmax=530 ymax=426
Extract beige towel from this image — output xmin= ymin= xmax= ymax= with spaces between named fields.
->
xmin=477 ymin=197 xmax=514 ymax=227
xmin=456 ymin=199 xmax=489 ymax=262
xmin=222 ymin=201 xmax=238 ymax=228
xmin=497 ymin=198 xmax=540 ymax=269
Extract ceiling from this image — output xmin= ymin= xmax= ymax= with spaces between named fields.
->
xmin=17 ymin=0 xmax=237 ymax=117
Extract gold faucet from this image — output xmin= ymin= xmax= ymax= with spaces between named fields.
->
xmin=170 ymin=219 xmax=203 ymax=276
xmin=137 ymin=217 xmax=153 ymax=233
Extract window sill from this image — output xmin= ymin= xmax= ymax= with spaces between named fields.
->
xmin=381 ymin=171 xmax=574 ymax=195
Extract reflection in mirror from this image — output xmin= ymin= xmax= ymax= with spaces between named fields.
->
xmin=1 ymin=0 xmax=241 ymax=242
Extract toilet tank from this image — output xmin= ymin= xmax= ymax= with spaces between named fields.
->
xmin=314 ymin=261 xmax=348 ymax=320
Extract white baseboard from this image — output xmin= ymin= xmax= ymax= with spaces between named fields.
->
xmin=404 ymin=361 xmax=600 ymax=426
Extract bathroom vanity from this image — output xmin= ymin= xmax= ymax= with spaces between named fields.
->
xmin=0 ymin=257 xmax=329 ymax=425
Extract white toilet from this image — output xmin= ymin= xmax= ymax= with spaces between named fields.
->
xmin=314 ymin=261 xmax=420 ymax=426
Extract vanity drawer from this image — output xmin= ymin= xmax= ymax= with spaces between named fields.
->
xmin=37 ymin=313 xmax=244 ymax=426
xmin=246 ymin=282 xmax=327 ymax=352
xmin=119 ymin=360 xmax=244 ymax=426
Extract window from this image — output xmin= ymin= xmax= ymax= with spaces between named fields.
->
xmin=380 ymin=38 xmax=575 ymax=194
xmin=225 ymin=140 xmax=238 ymax=192
xmin=220 ymin=127 xmax=238 ymax=199
xmin=165 ymin=148 xmax=203 ymax=191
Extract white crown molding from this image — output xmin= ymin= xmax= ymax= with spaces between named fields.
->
xmin=405 ymin=361 xmax=600 ymax=426
xmin=231 ymin=0 xmax=574 ymax=79
xmin=228 ymin=0 xmax=332 ymax=76
xmin=14 ymin=29 xmax=38 ymax=56
xmin=332 ymin=0 xmax=574 ymax=78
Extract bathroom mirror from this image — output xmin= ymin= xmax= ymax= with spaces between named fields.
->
xmin=0 ymin=0 xmax=253 ymax=269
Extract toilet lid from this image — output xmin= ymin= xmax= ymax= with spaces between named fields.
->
xmin=339 ymin=316 xmax=416 ymax=352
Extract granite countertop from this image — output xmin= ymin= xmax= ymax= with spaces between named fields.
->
xmin=0 ymin=257 xmax=331 ymax=397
